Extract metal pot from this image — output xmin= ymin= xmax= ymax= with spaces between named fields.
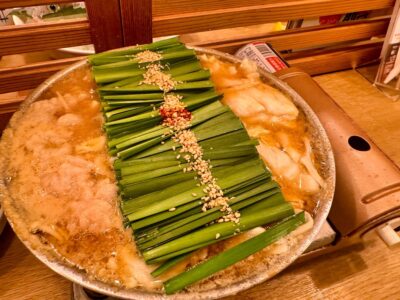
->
xmin=0 ymin=47 xmax=335 ymax=299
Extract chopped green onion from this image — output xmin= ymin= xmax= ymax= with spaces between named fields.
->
xmin=164 ymin=212 xmax=306 ymax=294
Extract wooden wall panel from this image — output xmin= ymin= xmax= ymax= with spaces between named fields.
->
xmin=152 ymin=0 xmax=301 ymax=16
xmin=0 ymin=0 xmax=391 ymax=98
xmin=0 ymin=57 xmax=83 ymax=94
xmin=193 ymin=18 xmax=389 ymax=53
xmin=286 ymin=42 xmax=383 ymax=75
xmin=0 ymin=19 xmax=91 ymax=56
xmin=0 ymin=95 xmax=26 ymax=113
xmin=152 ymin=0 xmax=394 ymax=37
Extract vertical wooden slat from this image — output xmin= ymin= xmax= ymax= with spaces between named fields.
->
xmin=85 ymin=0 xmax=124 ymax=52
xmin=120 ymin=0 xmax=152 ymax=45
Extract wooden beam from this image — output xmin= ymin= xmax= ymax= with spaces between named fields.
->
xmin=85 ymin=0 xmax=124 ymax=52
xmin=152 ymin=0 xmax=394 ymax=37
xmin=286 ymin=42 xmax=383 ymax=75
xmin=0 ymin=0 xmax=72 ymax=9
xmin=120 ymin=0 xmax=152 ymax=45
xmin=0 ymin=57 xmax=83 ymax=94
xmin=0 ymin=95 xmax=25 ymax=114
xmin=193 ymin=18 xmax=390 ymax=54
xmin=0 ymin=19 xmax=91 ymax=56
xmin=152 ymin=0 xmax=301 ymax=16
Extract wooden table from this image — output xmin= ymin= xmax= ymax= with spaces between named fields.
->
xmin=1 ymin=69 xmax=400 ymax=300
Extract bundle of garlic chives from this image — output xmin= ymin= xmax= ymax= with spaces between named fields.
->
xmin=89 ymin=36 xmax=301 ymax=294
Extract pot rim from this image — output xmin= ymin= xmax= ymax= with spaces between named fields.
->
xmin=0 ymin=47 xmax=335 ymax=300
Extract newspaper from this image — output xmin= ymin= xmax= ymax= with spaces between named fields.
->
xmin=235 ymin=42 xmax=288 ymax=73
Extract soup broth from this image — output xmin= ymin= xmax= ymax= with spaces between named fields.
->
xmin=0 ymin=53 xmax=324 ymax=293
xmin=1 ymin=67 xmax=158 ymax=290
xmin=200 ymin=55 xmax=324 ymax=212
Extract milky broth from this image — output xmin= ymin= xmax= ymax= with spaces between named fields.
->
xmin=1 ymin=66 xmax=158 ymax=290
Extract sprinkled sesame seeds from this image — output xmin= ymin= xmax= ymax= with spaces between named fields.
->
xmin=140 ymin=63 xmax=177 ymax=92
xmin=147 ymin=55 xmax=241 ymax=224
xmin=168 ymin=127 xmax=240 ymax=223
xmin=135 ymin=50 xmax=162 ymax=63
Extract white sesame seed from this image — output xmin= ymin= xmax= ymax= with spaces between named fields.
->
xmin=155 ymin=86 xmax=238 ymax=222
xmin=135 ymin=50 xmax=162 ymax=63
xmin=140 ymin=63 xmax=177 ymax=92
